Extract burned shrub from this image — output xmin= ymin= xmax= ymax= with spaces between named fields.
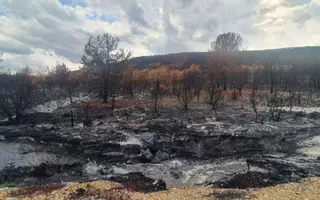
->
xmin=267 ymin=93 xmax=284 ymax=121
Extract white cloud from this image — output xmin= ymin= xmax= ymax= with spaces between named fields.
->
xmin=0 ymin=0 xmax=320 ymax=71
xmin=251 ymin=0 xmax=320 ymax=49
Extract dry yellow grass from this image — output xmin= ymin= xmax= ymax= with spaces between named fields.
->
xmin=249 ymin=178 xmax=320 ymax=200
xmin=159 ymin=96 xmax=181 ymax=109
xmin=2 ymin=178 xmax=320 ymax=200
xmin=131 ymin=187 xmax=247 ymax=200
xmin=0 ymin=181 xmax=122 ymax=200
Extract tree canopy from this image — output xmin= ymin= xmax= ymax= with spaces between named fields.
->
xmin=210 ymin=32 xmax=244 ymax=52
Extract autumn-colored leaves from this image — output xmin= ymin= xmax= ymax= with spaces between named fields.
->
xmin=121 ymin=63 xmax=202 ymax=111
xmin=121 ymin=63 xmax=199 ymax=93
xmin=120 ymin=53 xmax=265 ymax=112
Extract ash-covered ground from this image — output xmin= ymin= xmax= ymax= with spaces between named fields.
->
xmin=1 ymin=93 xmax=320 ymax=192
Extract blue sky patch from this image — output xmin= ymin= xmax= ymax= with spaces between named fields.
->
xmin=286 ymin=0 xmax=311 ymax=7
xmin=100 ymin=14 xmax=118 ymax=23
xmin=85 ymin=12 xmax=118 ymax=23
xmin=58 ymin=0 xmax=118 ymax=23
xmin=58 ymin=0 xmax=86 ymax=8
xmin=86 ymin=12 xmax=98 ymax=20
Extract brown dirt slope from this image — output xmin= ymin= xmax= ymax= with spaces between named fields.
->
xmin=1 ymin=178 xmax=320 ymax=200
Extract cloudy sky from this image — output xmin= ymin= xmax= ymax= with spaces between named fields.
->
xmin=0 ymin=0 xmax=320 ymax=71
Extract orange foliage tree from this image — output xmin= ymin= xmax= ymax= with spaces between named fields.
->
xmin=203 ymin=54 xmax=225 ymax=112
xmin=228 ymin=65 xmax=249 ymax=99
xmin=206 ymin=52 xmax=228 ymax=90
xmin=169 ymin=69 xmax=184 ymax=95
xmin=147 ymin=64 xmax=170 ymax=112
xmin=206 ymin=51 xmax=243 ymax=91
xmin=176 ymin=64 xmax=201 ymax=110
xmin=121 ymin=64 xmax=135 ymax=98
xmin=133 ymin=69 xmax=149 ymax=91
xmin=202 ymin=69 xmax=223 ymax=113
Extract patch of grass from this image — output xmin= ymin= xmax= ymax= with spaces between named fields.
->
xmin=159 ymin=96 xmax=180 ymax=109
xmin=72 ymin=100 xmax=144 ymax=110
xmin=205 ymin=190 xmax=247 ymax=200
xmin=69 ymin=184 xmax=132 ymax=200
xmin=3 ymin=179 xmax=320 ymax=200
xmin=71 ymin=188 xmax=132 ymax=200
xmin=7 ymin=184 xmax=65 ymax=198
xmin=0 ymin=183 xmax=16 ymax=189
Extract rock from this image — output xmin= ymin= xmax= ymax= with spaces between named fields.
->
xmin=97 ymin=121 xmax=104 ymax=126
xmin=3 ymin=107 xmax=320 ymax=189
xmin=18 ymin=113 xmax=61 ymax=125
xmin=114 ymin=108 xmax=132 ymax=119
xmin=0 ymin=162 xmax=83 ymax=185
xmin=140 ymin=147 xmax=153 ymax=162
xmin=15 ymin=137 xmax=35 ymax=143
xmin=207 ymin=156 xmax=320 ymax=189
xmin=83 ymin=119 xmax=93 ymax=127
xmin=145 ymin=118 xmax=185 ymax=132
xmin=0 ymin=135 xmax=5 ymax=141
xmin=95 ymin=114 xmax=106 ymax=119
xmin=214 ymin=171 xmax=282 ymax=189
xmin=295 ymin=111 xmax=306 ymax=118
xmin=109 ymin=172 xmax=166 ymax=192
xmin=245 ymin=157 xmax=320 ymax=185
xmin=170 ymin=171 xmax=183 ymax=179
xmin=102 ymin=152 xmax=124 ymax=157
xmin=308 ymin=112 xmax=320 ymax=119
xmin=152 ymin=151 xmax=170 ymax=163
xmin=74 ymin=135 xmax=82 ymax=140
xmin=62 ymin=113 xmax=71 ymax=118
xmin=122 ymin=144 xmax=141 ymax=155
xmin=98 ymin=166 xmax=113 ymax=175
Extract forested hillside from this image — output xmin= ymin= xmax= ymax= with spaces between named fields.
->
xmin=130 ymin=46 xmax=320 ymax=68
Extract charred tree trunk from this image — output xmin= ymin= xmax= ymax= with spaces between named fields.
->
xmin=15 ymin=113 xmax=20 ymax=124
xmin=154 ymin=82 xmax=160 ymax=112
xmin=129 ymin=86 xmax=134 ymax=99
xmin=112 ymin=96 xmax=115 ymax=110
xmin=68 ymin=86 xmax=73 ymax=104
xmin=222 ymin=71 xmax=227 ymax=91
xmin=270 ymin=69 xmax=274 ymax=94
xmin=70 ymin=110 xmax=74 ymax=127
xmin=223 ymin=79 xmax=227 ymax=91
xmin=238 ymin=87 xmax=242 ymax=96
xmin=103 ymin=73 xmax=108 ymax=103
xmin=42 ymin=85 xmax=46 ymax=97
xmin=85 ymin=106 xmax=89 ymax=121
xmin=172 ymin=81 xmax=177 ymax=95
xmin=298 ymin=89 xmax=301 ymax=105
xmin=184 ymin=103 xmax=188 ymax=110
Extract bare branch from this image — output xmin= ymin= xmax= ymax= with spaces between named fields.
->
xmin=210 ymin=32 xmax=244 ymax=52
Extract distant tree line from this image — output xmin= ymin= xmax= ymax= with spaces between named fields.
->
xmin=0 ymin=61 xmax=86 ymax=123
xmin=1 ymin=32 xmax=320 ymax=124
